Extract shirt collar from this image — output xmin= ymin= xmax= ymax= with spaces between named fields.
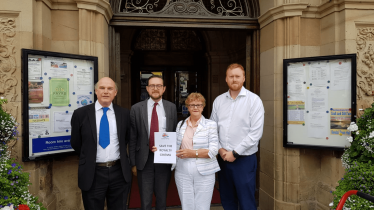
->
xmin=225 ymin=86 xmax=247 ymax=99
xmin=186 ymin=116 xmax=202 ymax=128
xmin=95 ymin=100 xmax=114 ymax=111
xmin=148 ymin=98 xmax=163 ymax=107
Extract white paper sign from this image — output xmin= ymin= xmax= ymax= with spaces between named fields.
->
xmin=154 ymin=132 xmax=176 ymax=164
xmin=54 ymin=111 xmax=73 ymax=133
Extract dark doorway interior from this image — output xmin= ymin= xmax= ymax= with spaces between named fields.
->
xmin=131 ymin=29 xmax=209 ymax=120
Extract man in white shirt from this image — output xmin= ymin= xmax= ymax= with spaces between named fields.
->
xmin=71 ymin=77 xmax=132 ymax=210
xmin=129 ymin=75 xmax=178 ymax=210
xmin=210 ymin=63 xmax=265 ymax=210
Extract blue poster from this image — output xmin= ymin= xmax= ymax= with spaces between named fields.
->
xmin=32 ymin=136 xmax=72 ymax=153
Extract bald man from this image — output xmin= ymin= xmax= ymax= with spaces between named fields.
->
xmin=71 ymin=77 xmax=132 ymax=210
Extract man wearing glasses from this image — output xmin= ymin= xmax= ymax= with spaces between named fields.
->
xmin=129 ymin=75 xmax=178 ymax=210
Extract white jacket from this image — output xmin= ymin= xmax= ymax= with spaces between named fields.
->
xmin=171 ymin=116 xmax=220 ymax=175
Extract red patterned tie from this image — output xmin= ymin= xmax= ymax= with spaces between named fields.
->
xmin=149 ymin=102 xmax=159 ymax=150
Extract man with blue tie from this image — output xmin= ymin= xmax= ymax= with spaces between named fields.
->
xmin=71 ymin=77 xmax=132 ymax=210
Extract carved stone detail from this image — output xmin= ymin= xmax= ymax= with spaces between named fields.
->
xmin=0 ymin=18 xmax=18 ymax=102
xmin=356 ymin=27 xmax=374 ymax=114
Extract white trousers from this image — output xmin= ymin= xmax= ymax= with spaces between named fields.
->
xmin=175 ymin=158 xmax=215 ymax=210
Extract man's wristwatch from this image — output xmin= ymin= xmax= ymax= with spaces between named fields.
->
xmin=232 ymin=150 xmax=240 ymax=159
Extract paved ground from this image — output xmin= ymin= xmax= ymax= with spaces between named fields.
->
xmin=130 ymin=205 xmax=261 ymax=210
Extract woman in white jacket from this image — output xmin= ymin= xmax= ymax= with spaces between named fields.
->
xmin=153 ymin=93 xmax=220 ymax=209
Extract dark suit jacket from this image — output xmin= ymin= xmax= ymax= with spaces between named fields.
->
xmin=70 ymin=103 xmax=132 ymax=191
xmin=129 ymin=99 xmax=178 ymax=170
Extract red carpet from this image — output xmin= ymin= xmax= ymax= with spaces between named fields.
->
xmin=128 ymin=171 xmax=221 ymax=208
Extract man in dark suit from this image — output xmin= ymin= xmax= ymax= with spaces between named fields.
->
xmin=129 ymin=75 xmax=178 ymax=210
xmin=71 ymin=77 xmax=131 ymax=210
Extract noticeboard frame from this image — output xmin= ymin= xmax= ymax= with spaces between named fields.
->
xmin=22 ymin=49 xmax=98 ymax=161
xmin=283 ymin=54 xmax=357 ymax=151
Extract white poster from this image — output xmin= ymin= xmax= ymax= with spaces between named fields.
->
xmin=54 ymin=111 xmax=73 ymax=133
xmin=307 ymin=87 xmax=329 ymax=112
xmin=307 ymin=111 xmax=329 ymax=138
xmin=47 ymin=58 xmax=69 ymax=78
xmin=288 ymin=63 xmax=306 ymax=83
xmin=29 ymin=109 xmax=51 ymax=137
xmin=330 ymin=59 xmax=351 ymax=90
xmin=74 ymin=68 xmax=92 ymax=90
xmin=28 ymin=57 xmax=42 ymax=80
xmin=309 ymin=61 xmax=330 ymax=86
xmin=154 ymin=132 xmax=177 ymax=164
xmin=288 ymin=83 xmax=306 ymax=101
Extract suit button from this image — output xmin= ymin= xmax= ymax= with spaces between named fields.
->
xmin=147 ymin=144 xmax=149 ymax=146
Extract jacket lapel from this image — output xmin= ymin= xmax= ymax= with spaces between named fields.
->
xmin=113 ymin=104 xmax=121 ymax=141
xmin=87 ymin=104 xmax=97 ymax=143
xmin=141 ymin=100 xmax=149 ymax=136
xmin=195 ymin=116 xmax=206 ymax=134
xmin=163 ymin=101 xmax=169 ymax=131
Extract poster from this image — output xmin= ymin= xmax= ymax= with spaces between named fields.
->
xmin=77 ymin=95 xmax=92 ymax=108
xmin=287 ymin=101 xmax=305 ymax=124
xmin=54 ymin=111 xmax=73 ymax=133
xmin=50 ymin=78 xmax=69 ymax=106
xmin=307 ymin=87 xmax=328 ymax=112
xmin=29 ymin=109 xmax=50 ymax=138
xmin=288 ymin=63 xmax=306 ymax=83
xmin=28 ymin=82 xmax=44 ymax=103
xmin=330 ymin=59 xmax=351 ymax=90
xmin=48 ymin=59 xmax=69 ymax=78
xmin=307 ymin=111 xmax=329 ymax=138
xmin=309 ymin=61 xmax=330 ymax=86
xmin=28 ymin=57 xmax=42 ymax=80
xmin=288 ymin=83 xmax=306 ymax=101
xmin=154 ymin=132 xmax=176 ymax=164
xmin=330 ymin=108 xmax=351 ymax=136
xmin=74 ymin=68 xmax=92 ymax=90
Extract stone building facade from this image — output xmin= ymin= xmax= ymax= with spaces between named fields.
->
xmin=1 ymin=0 xmax=374 ymax=209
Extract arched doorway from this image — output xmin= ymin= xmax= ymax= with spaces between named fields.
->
xmin=109 ymin=1 xmax=261 ymax=208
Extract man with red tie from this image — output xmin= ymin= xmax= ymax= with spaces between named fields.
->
xmin=129 ymin=75 xmax=178 ymax=210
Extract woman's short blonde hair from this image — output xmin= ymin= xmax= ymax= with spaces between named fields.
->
xmin=185 ymin=93 xmax=206 ymax=107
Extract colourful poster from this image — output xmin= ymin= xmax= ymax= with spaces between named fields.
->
xmin=330 ymin=108 xmax=351 ymax=136
xmin=50 ymin=78 xmax=69 ymax=106
xmin=287 ymin=101 xmax=305 ymax=124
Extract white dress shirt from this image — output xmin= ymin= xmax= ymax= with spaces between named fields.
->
xmin=95 ymin=101 xmax=120 ymax=162
xmin=147 ymin=98 xmax=166 ymax=137
xmin=210 ymin=86 xmax=265 ymax=155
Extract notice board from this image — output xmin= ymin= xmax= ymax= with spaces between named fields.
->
xmin=283 ymin=54 xmax=357 ymax=150
xmin=22 ymin=49 xmax=98 ymax=161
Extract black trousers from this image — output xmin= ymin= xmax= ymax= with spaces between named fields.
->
xmin=137 ymin=151 xmax=171 ymax=210
xmin=82 ymin=163 xmax=131 ymax=210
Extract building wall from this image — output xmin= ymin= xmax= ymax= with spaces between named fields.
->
xmin=258 ymin=0 xmax=374 ymax=209
xmin=3 ymin=0 xmax=374 ymax=209
xmin=1 ymin=0 xmax=112 ymax=209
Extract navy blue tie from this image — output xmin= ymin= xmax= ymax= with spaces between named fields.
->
xmin=99 ymin=107 xmax=110 ymax=149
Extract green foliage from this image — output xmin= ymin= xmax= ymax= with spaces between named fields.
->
xmin=332 ymin=161 xmax=374 ymax=209
xmin=0 ymin=98 xmax=46 ymax=210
